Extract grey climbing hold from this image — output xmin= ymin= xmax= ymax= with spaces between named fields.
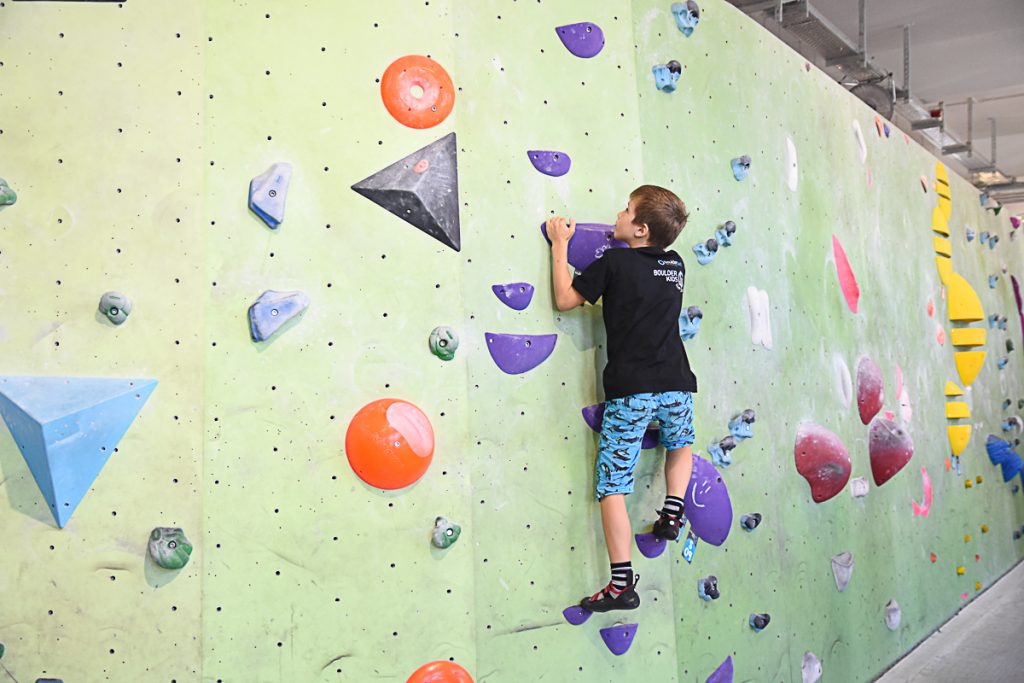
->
xmin=248 ymin=290 xmax=310 ymax=342
xmin=352 ymin=132 xmax=461 ymax=251
xmin=831 ymin=550 xmax=854 ymax=592
xmin=432 ymin=516 xmax=461 ymax=549
xmin=148 ymin=527 xmax=193 ymax=570
xmin=740 ymin=512 xmax=762 ymax=531
xmin=429 ymin=326 xmax=459 ymax=361
xmin=749 ymin=613 xmax=770 ymax=631
xmin=248 ymin=162 xmax=293 ymax=229
xmin=697 ymin=575 xmax=719 ymax=600
xmin=98 ymin=291 xmax=132 ymax=325
xmin=0 ymin=177 xmax=15 ymax=206
xmin=885 ymin=599 xmax=901 ymax=630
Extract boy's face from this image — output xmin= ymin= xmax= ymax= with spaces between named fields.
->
xmin=614 ymin=196 xmax=649 ymax=244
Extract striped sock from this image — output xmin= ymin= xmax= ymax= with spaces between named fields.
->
xmin=610 ymin=561 xmax=633 ymax=592
xmin=662 ymin=495 xmax=685 ymax=518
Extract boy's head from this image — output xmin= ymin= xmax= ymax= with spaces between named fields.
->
xmin=615 ymin=185 xmax=689 ymax=248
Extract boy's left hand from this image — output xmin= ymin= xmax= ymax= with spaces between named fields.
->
xmin=547 ymin=216 xmax=576 ymax=246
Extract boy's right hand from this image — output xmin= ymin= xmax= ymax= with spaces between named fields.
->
xmin=547 ymin=216 xmax=576 ymax=246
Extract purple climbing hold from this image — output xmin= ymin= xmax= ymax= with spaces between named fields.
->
xmin=599 ymin=623 xmax=638 ymax=656
xmin=491 ymin=282 xmax=535 ymax=311
xmin=634 ymin=532 xmax=667 ymax=558
xmin=541 ymin=222 xmax=627 ymax=272
xmin=706 ymin=656 xmax=734 ymax=683
xmin=527 ymin=150 xmax=572 ymax=177
xmin=685 ymin=455 xmax=733 ymax=546
xmin=485 ymin=333 xmax=557 ymax=375
xmin=555 ymin=22 xmax=605 ymax=59
xmin=582 ymin=403 xmax=660 ymax=449
xmin=562 ymin=605 xmax=593 ymax=626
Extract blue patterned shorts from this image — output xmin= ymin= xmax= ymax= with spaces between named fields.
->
xmin=595 ymin=391 xmax=695 ymax=499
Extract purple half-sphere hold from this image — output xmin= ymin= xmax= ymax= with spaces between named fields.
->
xmin=582 ymin=403 xmax=660 ymax=449
xmin=491 ymin=282 xmax=535 ymax=311
xmin=528 ymin=150 xmax=572 ymax=177
xmin=562 ymin=605 xmax=592 ymax=626
xmin=541 ymin=221 xmax=627 ymax=272
xmin=635 ymin=532 xmax=667 ymax=558
xmin=685 ymin=455 xmax=733 ymax=546
xmin=706 ymin=656 xmax=734 ymax=683
xmin=485 ymin=332 xmax=557 ymax=375
xmin=599 ymin=623 xmax=638 ymax=656
xmin=555 ymin=22 xmax=605 ymax=58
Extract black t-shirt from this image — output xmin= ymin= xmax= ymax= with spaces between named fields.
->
xmin=572 ymin=246 xmax=698 ymax=400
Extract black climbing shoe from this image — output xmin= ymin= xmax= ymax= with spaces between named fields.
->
xmin=579 ymin=575 xmax=640 ymax=613
xmin=653 ymin=509 xmax=683 ymax=541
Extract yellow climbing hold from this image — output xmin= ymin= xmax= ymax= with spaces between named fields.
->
xmin=946 ymin=401 xmax=971 ymax=419
xmin=947 ymin=272 xmax=984 ymax=322
xmin=944 ymin=381 xmax=964 ymax=396
xmin=976 ymin=475 xmax=983 ymax=484
xmin=975 ymin=581 xmax=982 ymax=591
xmin=957 ymin=565 xmax=965 ymax=575
xmin=933 ymin=236 xmax=952 ymax=257
xmin=948 ymin=425 xmax=972 ymax=455
xmin=935 ymin=163 xmax=952 ymax=220
xmin=965 ymin=534 xmax=972 ymax=543
xmin=965 ymin=479 xmax=973 ymax=489
xmin=935 ymin=256 xmax=953 ymax=285
xmin=954 ymin=351 xmax=986 ymax=386
xmin=981 ymin=524 xmax=989 ymax=533
xmin=931 ymin=206 xmax=950 ymax=236
xmin=951 ymin=327 xmax=987 ymax=347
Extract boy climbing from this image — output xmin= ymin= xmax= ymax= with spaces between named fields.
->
xmin=547 ymin=185 xmax=697 ymax=613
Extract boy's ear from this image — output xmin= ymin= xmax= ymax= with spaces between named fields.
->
xmin=635 ymin=223 xmax=650 ymax=237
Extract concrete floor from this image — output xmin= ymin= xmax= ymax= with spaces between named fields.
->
xmin=874 ymin=559 xmax=1024 ymax=682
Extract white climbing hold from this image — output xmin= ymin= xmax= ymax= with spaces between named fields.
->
xmin=831 ymin=550 xmax=854 ymax=592
xmin=745 ymin=286 xmax=772 ymax=349
xmin=802 ymin=651 xmax=823 ymax=683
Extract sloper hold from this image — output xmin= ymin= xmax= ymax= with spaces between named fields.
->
xmin=931 ymin=207 xmax=950 ymax=236
xmin=491 ymin=282 xmax=535 ymax=311
xmin=869 ymin=417 xmax=914 ymax=486
xmin=951 ymin=327 xmax=986 ymax=347
xmin=0 ymin=376 xmax=157 ymax=528
xmin=686 ymin=454 xmax=732 ymax=545
xmin=599 ymin=623 xmax=637 ymax=656
xmin=541 ymin=221 xmax=626 ymax=272
xmin=945 ymin=401 xmax=970 ymax=419
xmin=831 ymin=550 xmax=854 ymax=592
xmin=856 ymin=356 xmax=884 ymax=425
xmin=352 ymin=132 xmax=461 ymax=251
xmin=485 ymin=333 xmax=557 ymax=375
xmin=803 ymin=651 xmax=823 ymax=683
xmin=933 ymin=236 xmax=952 ymax=257
xmin=794 ymin=421 xmax=851 ymax=503
xmin=706 ymin=656 xmax=733 ymax=683
xmin=935 ymin=256 xmax=952 ymax=285
xmin=555 ymin=22 xmax=605 ymax=58
xmin=248 ymin=162 xmax=292 ymax=229
xmin=947 ymin=272 xmax=984 ymax=322
xmin=832 ymin=235 xmax=860 ymax=314
xmin=954 ymin=351 xmax=986 ymax=386
xmin=248 ymin=290 xmax=310 ymax=342
xmin=527 ymin=149 xmax=571 ymax=177
xmin=634 ymin=532 xmax=667 ymax=558
xmin=562 ymin=605 xmax=592 ymax=626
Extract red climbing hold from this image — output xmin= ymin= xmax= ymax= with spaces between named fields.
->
xmin=832 ymin=235 xmax=860 ymax=314
xmin=856 ymin=356 xmax=884 ymax=425
xmin=345 ymin=399 xmax=434 ymax=490
xmin=407 ymin=660 xmax=474 ymax=683
xmin=868 ymin=417 xmax=914 ymax=486
xmin=794 ymin=421 xmax=852 ymax=503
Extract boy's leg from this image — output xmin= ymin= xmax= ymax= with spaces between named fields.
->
xmin=599 ymin=493 xmax=632 ymax=563
xmin=653 ymin=392 xmax=696 ymax=540
xmin=665 ymin=445 xmax=694 ymax=498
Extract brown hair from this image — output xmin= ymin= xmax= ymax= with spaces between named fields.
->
xmin=630 ymin=184 xmax=689 ymax=248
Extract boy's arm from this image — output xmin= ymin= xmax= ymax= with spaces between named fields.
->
xmin=548 ymin=217 xmax=586 ymax=311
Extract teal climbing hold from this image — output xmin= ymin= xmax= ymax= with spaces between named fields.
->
xmin=0 ymin=376 xmax=157 ymax=528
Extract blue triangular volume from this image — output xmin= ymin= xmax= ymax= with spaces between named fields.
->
xmin=0 ymin=376 xmax=157 ymax=528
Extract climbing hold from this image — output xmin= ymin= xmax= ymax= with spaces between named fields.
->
xmin=935 ymin=255 xmax=953 ymax=286
xmin=956 ymin=565 xmax=965 ymax=575
xmin=795 ymin=422 xmax=851 ymax=503
xmin=869 ymin=418 xmax=914 ymax=486
xmin=856 ymin=356 xmax=884 ymax=424
xmin=802 ymin=651 xmax=823 ymax=683
xmin=0 ymin=177 xmax=15 ymax=205
xmin=833 ymin=355 xmax=853 ymax=408
xmin=990 ymin=274 xmax=999 ymax=289
xmin=406 ymin=660 xmax=474 ymax=683
xmin=746 ymin=286 xmax=773 ymax=349
xmin=728 ymin=409 xmax=756 ymax=441
xmin=247 ymin=290 xmax=309 ymax=342
xmin=345 ymin=399 xmax=434 ymax=490
xmin=885 ymin=600 xmax=902 ymax=631
xmin=965 ymin=533 xmax=972 ymax=543
xmin=1007 ymin=339 xmax=1015 ymax=353
xmin=0 ymin=376 xmax=157 ymax=528
xmin=1013 ymin=216 xmax=1022 ymax=229
xmin=749 ymin=613 xmax=771 ymax=632
xmin=485 ymin=333 xmax=557 ymax=375
xmin=651 ymin=60 xmax=682 ymax=92
xmin=582 ymin=403 xmax=660 ymax=450
xmin=715 ymin=220 xmax=737 ymax=247
xmin=740 ymin=512 xmax=762 ymax=531
xmin=975 ymin=581 xmax=983 ymax=591
xmin=930 ymin=552 xmax=937 ymax=563
xmin=540 ymin=221 xmax=626 ymax=271
xmin=786 ymin=137 xmax=799 ymax=192
xmin=849 ymin=477 xmax=869 ymax=498
xmin=966 ymin=228 xmax=975 ymax=242
xmin=935 ymin=163 xmax=952 ymax=218
xmin=148 ymin=527 xmax=193 ymax=570
xmin=635 ymin=531 xmax=668 ymax=558
xmin=981 ymin=524 xmax=989 ymax=533
xmin=912 ymin=467 xmax=932 ymax=517
xmin=1004 ymin=399 xmax=1013 ymax=410
xmin=852 ymin=120 xmax=867 ymax=163
xmin=708 ymin=435 xmax=737 ymax=468
xmin=428 ymin=326 xmax=459 ymax=361
xmin=692 ymin=238 xmax=719 ymax=265
xmin=599 ymin=623 xmax=638 ymax=656
xmin=731 ymin=155 xmax=751 ymax=181
xmin=999 ymin=316 xmax=1008 ymax=330
xmin=679 ymin=305 xmax=703 ymax=341
xmin=965 ymin=479 xmax=973 ymax=489
xmin=1001 ymin=416 xmax=1023 ymax=433
xmin=98 ymin=291 xmax=132 ymax=326
xmin=945 ymin=401 xmax=970 ymax=419
xmin=989 ymin=314 xmax=1000 ymax=329
xmin=697 ymin=575 xmax=719 ymax=601
xmin=934 ymin=236 xmax=952 ymax=257
xmin=883 ymin=122 xmax=891 ymax=137
xmin=832 ymin=235 xmax=861 ymax=314
xmin=353 ymin=133 xmax=461 ymax=251
xmin=706 ymin=656 xmax=733 ymax=683
xmin=984 ymin=435 xmax=1022 ymax=481
xmin=954 ymin=351 xmax=986 ymax=386
xmin=527 ymin=150 xmax=571 ymax=177
xmin=980 ymin=231 xmax=990 ymax=245
xmin=491 ymin=282 xmax=535 ymax=311
xmin=555 ymin=22 xmax=605 ymax=59
xmin=948 ymin=273 xmax=984 ymax=322
xmin=379 ymin=55 xmax=455 ymax=129
xmin=562 ymin=605 xmax=592 ymax=626
xmin=997 ymin=356 xmax=1009 ymax=370
xmin=990 ymin=235 xmax=1000 ymax=250
xmin=432 ymin=516 xmax=461 ymax=549
xmin=685 ymin=454 xmax=733 ymax=545
xmin=672 ymin=1 xmax=701 ymax=37
xmin=248 ymin=162 xmax=293 ymax=229
xmin=932 ymin=208 xmax=950 ymax=236
xmin=950 ymin=327 xmax=986 ymax=347
xmin=831 ymin=551 xmax=854 ymax=592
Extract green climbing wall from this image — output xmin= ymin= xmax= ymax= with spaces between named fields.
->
xmin=0 ymin=0 xmax=1021 ymax=681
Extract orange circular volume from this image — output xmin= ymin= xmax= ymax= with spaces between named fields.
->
xmin=380 ymin=55 xmax=455 ymax=129
xmin=407 ymin=661 xmax=474 ymax=683
xmin=345 ymin=398 xmax=434 ymax=490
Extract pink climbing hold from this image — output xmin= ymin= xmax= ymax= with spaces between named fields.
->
xmin=912 ymin=466 xmax=932 ymax=517
xmin=869 ymin=417 xmax=914 ymax=486
xmin=856 ymin=356 xmax=884 ymax=425
xmin=794 ymin=421 xmax=852 ymax=503
xmin=832 ymin=235 xmax=860 ymax=314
